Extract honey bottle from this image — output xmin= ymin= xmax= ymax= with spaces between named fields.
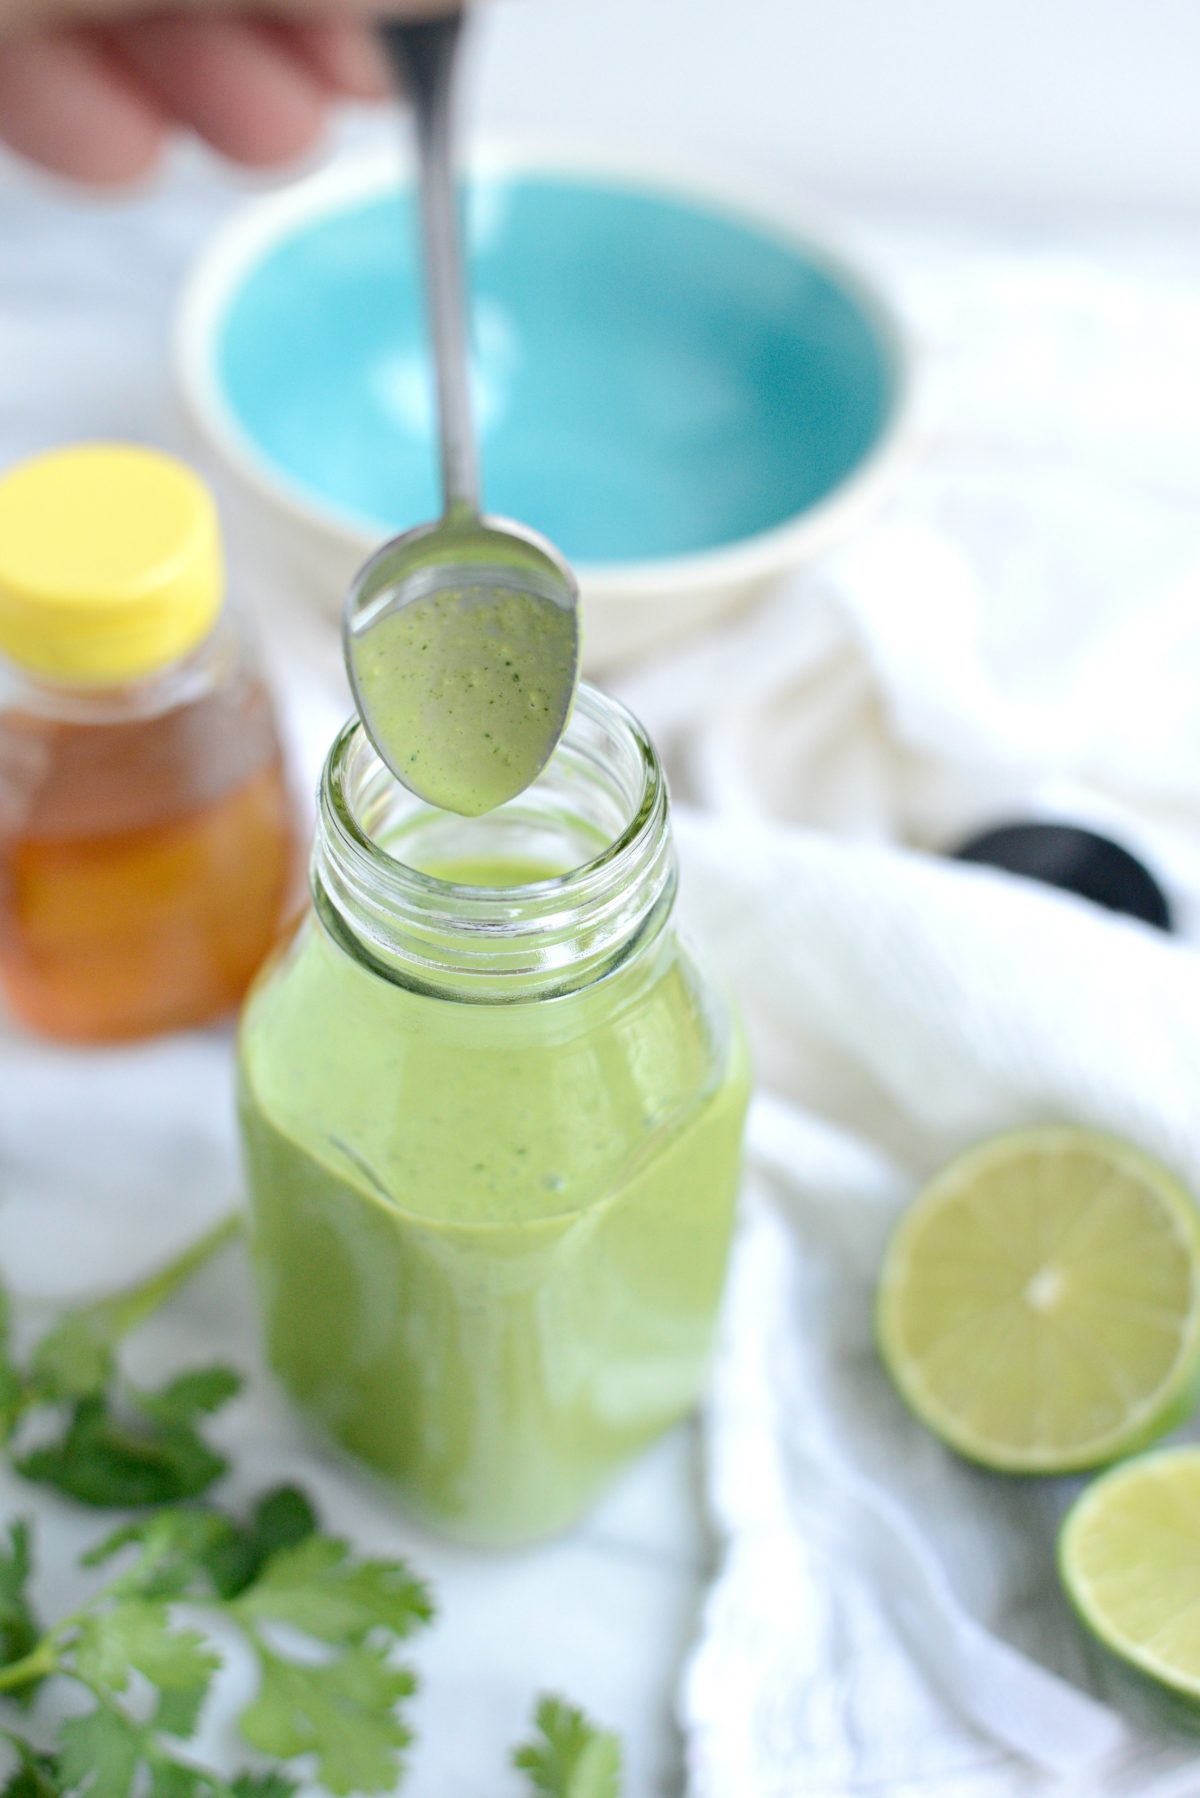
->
xmin=0 ymin=443 xmax=300 ymax=1042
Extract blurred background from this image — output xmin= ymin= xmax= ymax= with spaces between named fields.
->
xmin=6 ymin=0 xmax=1200 ymax=448
xmin=5 ymin=0 xmax=1200 ymax=947
xmin=3 ymin=0 xmax=1199 ymax=1084
xmin=475 ymin=0 xmax=1200 ymax=220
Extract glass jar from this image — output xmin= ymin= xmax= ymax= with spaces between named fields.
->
xmin=238 ymin=684 xmax=750 ymax=1546
xmin=0 ymin=444 xmax=300 ymax=1042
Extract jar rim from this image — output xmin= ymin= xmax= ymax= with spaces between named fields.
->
xmin=314 ymin=682 xmax=676 ymax=998
xmin=326 ymin=684 xmax=659 ymax=897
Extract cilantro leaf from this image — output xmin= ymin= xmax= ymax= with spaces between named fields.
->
xmin=29 ymin=1315 xmax=118 ymax=1405
xmin=58 ymin=1708 xmax=142 ymax=1798
xmin=0 ymin=1221 xmax=240 ymax=1512
xmin=228 ymin=1775 xmax=299 ymax=1798
xmin=235 ymin=1537 xmax=433 ymax=1645
xmin=73 ymin=1603 xmax=218 ymax=1704
xmin=71 ymin=1498 xmax=433 ymax=1794
xmin=143 ymin=1765 xmax=208 ymax=1798
xmin=7 ymin=1707 xmax=297 ymax=1798
xmin=82 ymin=1511 xmax=231 ymax=1602
xmin=17 ymin=1395 xmax=228 ymax=1509
xmin=134 ymin=1369 xmax=243 ymax=1427
xmin=0 ymin=1524 xmax=41 ymax=1700
xmin=513 ymin=1697 xmax=622 ymax=1798
xmin=238 ymin=1645 xmax=416 ymax=1796
xmin=47 ymin=1603 xmax=217 ymax=1798
xmin=0 ymin=1292 xmax=27 ymax=1446
xmin=1 ymin=1760 xmax=62 ymax=1798
xmin=0 ymin=1731 xmax=63 ymax=1798
xmin=152 ymin=1683 xmax=211 ymax=1745
xmin=82 ymin=1488 xmax=319 ymax=1608
xmin=0 ymin=1368 xmax=26 ymax=1450
xmin=198 ymin=1487 xmax=318 ymax=1601
xmin=28 ymin=1312 xmax=239 ymax=1418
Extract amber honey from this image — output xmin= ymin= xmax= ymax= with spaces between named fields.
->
xmin=0 ymin=670 xmax=299 ymax=1042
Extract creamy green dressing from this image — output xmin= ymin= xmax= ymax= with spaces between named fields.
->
xmin=238 ymin=855 xmax=749 ymax=1544
xmin=416 ymin=854 xmax=568 ymax=887
xmin=351 ymin=586 xmax=577 ymax=817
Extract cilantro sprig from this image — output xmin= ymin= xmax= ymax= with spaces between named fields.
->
xmin=0 ymin=1499 xmax=432 ymax=1796
xmin=0 ymin=1223 xmax=626 ymax=1794
xmin=0 ymin=1529 xmax=39 ymax=1709
xmin=0 ymin=1217 xmax=243 ymax=1510
xmin=513 ymin=1696 xmax=622 ymax=1798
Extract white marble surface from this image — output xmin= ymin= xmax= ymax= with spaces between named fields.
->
xmin=0 ymin=1022 xmax=712 ymax=1796
xmin=0 ymin=1272 xmax=710 ymax=1798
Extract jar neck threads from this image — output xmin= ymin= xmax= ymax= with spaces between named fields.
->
xmin=313 ymin=683 xmax=676 ymax=1002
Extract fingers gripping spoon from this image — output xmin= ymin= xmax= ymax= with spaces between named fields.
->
xmin=343 ymin=9 xmax=581 ymax=819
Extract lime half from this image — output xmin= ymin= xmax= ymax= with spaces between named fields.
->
xmin=1061 ymin=1448 xmax=1200 ymax=1711
xmin=877 ymin=1128 xmax=1200 ymax=1473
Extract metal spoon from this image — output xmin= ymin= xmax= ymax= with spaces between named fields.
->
xmin=342 ymin=8 xmax=581 ymax=818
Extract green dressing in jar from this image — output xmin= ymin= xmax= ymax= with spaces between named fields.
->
xmin=238 ymin=686 xmax=749 ymax=1545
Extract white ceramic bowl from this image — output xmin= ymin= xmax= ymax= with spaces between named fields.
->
xmin=177 ymin=142 xmax=910 ymax=669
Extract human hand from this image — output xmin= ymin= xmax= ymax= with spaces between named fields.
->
xmin=0 ymin=0 xmax=445 ymax=184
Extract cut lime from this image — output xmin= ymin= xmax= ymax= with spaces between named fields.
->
xmin=1061 ymin=1447 xmax=1200 ymax=1713
xmin=876 ymin=1128 xmax=1200 ymax=1473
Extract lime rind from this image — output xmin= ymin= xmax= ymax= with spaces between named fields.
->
xmin=1060 ymin=1447 xmax=1200 ymax=1707
xmin=876 ymin=1128 xmax=1200 ymax=1475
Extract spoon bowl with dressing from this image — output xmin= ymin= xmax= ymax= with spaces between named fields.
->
xmin=345 ymin=511 xmax=578 ymax=817
xmin=343 ymin=8 xmax=581 ymax=818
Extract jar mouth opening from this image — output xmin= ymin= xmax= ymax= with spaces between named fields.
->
xmin=314 ymin=683 xmax=675 ymax=996
xmin=322 ymin=682 xmax=664 ymax=912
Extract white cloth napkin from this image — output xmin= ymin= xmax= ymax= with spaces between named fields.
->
xmin=606 ymin=239 xmax=1200 ymax=1797
xmin=672 ymin=815 xmax=1200 ymax=1798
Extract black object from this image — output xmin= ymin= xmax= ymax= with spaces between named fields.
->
xmin=953 ymin=821 xmax=1173 ymax=933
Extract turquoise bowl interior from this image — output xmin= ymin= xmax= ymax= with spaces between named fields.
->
xmin=215 ymin=170 xmax=899 ymax=567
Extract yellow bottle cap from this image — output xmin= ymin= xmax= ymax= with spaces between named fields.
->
xmin=0 ymin=443 xmax=224 ymax=683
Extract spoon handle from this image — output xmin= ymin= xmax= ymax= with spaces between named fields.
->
xmin=380 ymin=10 xmax=479 ymax=519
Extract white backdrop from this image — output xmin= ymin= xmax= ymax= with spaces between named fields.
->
xmin=473 ymin=0 xmax=1200 ymax=220
xmin=3 ymin=0 xmax=1197 ymax=219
